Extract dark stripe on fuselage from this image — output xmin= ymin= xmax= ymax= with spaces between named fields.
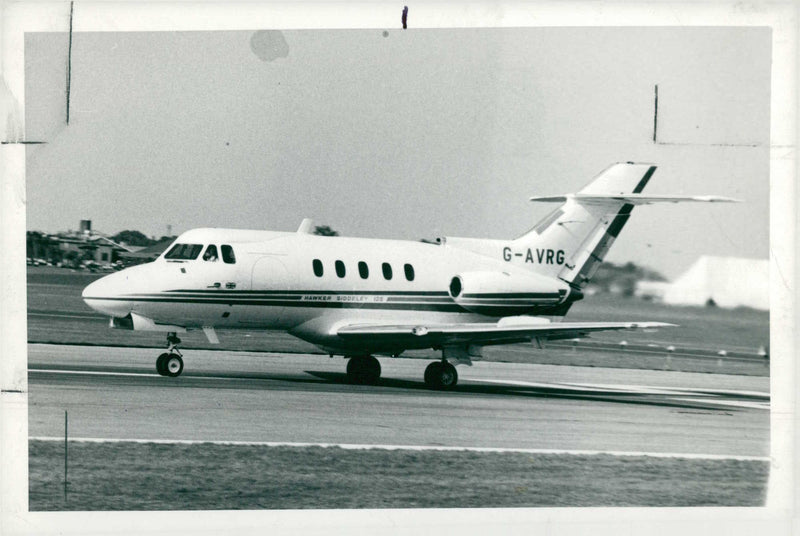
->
xmin=85 ymin=294 xmax=569 ymax=314
xmin=460 ymin=292 xmax=562 ymax=299
xmin=149 ymin=293 xmax=449 ymax=303
xmin=164 ymin=289 xmax=450 ymax=297
xmin=88 ymin=295 xmax=465 ymax=312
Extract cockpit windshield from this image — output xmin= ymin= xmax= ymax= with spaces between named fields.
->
xmin=203 ymin=245 xmax=219 ymax=261
xmin=164 ymin=243 xmax=203 ymax=260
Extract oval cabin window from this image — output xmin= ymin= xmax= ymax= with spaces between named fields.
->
xmin=404 ymin=264 xmax=415 ymax=281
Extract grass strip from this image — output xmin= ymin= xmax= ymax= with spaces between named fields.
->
xmin=29 ymin=441 xmax=768 ymax=510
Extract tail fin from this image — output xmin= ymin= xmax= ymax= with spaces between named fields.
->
xmin=512 ymin=162 xmax=656 ymax=289
xmin=512 ymin=162 xmax=737 ymax=293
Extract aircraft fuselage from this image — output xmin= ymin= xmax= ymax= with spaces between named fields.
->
xmin=83 ymin=228 xmax=573 ymax=354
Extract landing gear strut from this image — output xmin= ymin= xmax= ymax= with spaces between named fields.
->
xmin=424 ymin=360 xmax=458 ymax=390
xmin=346 ymin=355 xmax=381 ymax=385
xmin=156 ymin=332 xmax=184 ymax=377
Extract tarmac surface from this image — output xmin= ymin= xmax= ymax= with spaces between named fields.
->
xmin=27 ymin=343 xmax=769 ymax=457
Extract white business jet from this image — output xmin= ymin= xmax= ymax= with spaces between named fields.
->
xmin=83 ymin=163 xmax=735 ymax=389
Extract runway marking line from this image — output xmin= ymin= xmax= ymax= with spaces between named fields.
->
xmin=30 ymin=368 xmax=247 ymax=382
xmin=562 ymin=382 xmax=769 ymax=398
xmin=28 ymin=437 xmax=769 ymax=462
xmin=469 ymin=377 xmax=769 ymax=402
xmin=671 ymin=397 xmax=769 ymax=410
xmin=28 ymin=312 xmax=102 ymax=320
xmin=32 ymin=368 xmax=770 ymax=395
xmin=31 ymin=369 xmax=770 ymax=410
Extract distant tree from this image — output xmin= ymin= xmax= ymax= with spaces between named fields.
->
xmin=112 ymin=230 xmax=155 ymax=247
xmin=590 ymin=261 xmax=667 ymax=295
xmin=313 ymin=225 xmax=339 ymax=237
xmin=63 ymin=250 xmax=80 ymax=268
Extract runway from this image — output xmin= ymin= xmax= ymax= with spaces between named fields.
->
xmin=27 ymin=343 xmax=769 ymax=458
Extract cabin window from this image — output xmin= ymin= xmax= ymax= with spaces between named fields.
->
xmin=203 ymin=245 xmax=219 ymax=262
xmin=358 ymin=261 xmax=369 ymax=279
xmin=404 ymin=263 xmax=415 ymax=281
xmin=312 ymin=259 xmax=324 ymax=277
xmin=382 ymin=262 xmax=393 ymax=280
xmin=221 ymin=245 xmax=236 ymax=264
xmin=335 ymin=260 xmax=346 ymax=278
xmin=165 ymin=243 xmax=203 ymax=260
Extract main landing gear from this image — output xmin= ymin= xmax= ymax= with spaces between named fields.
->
xmin=156 ymin=332 xmax=184 ymax=377
xmin=346 ymin=355 xmax=382 ymax=385
xmin=344 ymin=355 xmax=458 ymax=390
xmin=424 ymin=360 xmax=458 ymax=390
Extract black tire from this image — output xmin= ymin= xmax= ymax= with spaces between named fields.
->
xmin=156 ymin=353 xmax=170 ymax=376
xmin=439 ymin=362 xmax=458 ymax=390
xmin=424 ymin=361 xmax=458 ymax=390
xmin=346 ymin=356 xmax=359 ymax=380
xmin=346 ymin=356 xmax=381 ymax=385
xmin=362 ymin=356 xmax=381 ymax=385
xmin=164 ymin=353 xmax=184 ymax=377
xmin=424 ymin=361 xmax=442 ymax=387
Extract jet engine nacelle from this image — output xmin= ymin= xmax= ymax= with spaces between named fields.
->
xmin=448 ymin=270 xmax=571 ymax=316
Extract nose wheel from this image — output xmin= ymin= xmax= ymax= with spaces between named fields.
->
xmin=156 ymin=352 xmax=184 ymax=377
xmin=156 ymin=333 xmax=184 ymax=377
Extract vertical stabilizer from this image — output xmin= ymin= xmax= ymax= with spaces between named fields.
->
xmin=512 ymin=163 xmax=657 ymax=289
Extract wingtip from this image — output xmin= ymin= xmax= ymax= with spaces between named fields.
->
xmin=633 ymin=321 xmax=678 ymax=329
xmin=697 ymin=196 xmax=742 ymax=203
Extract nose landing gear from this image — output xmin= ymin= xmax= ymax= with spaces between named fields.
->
xmin=156 ymin=332 xmax=184 ymax=377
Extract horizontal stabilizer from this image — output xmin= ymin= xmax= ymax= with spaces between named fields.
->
xmin=529 ymin=194 xmax=740 ymax=205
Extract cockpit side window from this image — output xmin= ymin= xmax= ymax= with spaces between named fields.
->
xmin=221 ymin=245 xmax=236 ymax=264
xmin=164 ymin=243 xmax=203 ymax=260
xmin=202 ymin=245 xmax=219 ymax=262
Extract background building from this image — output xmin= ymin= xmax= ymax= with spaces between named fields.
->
xmin=636 ymin=256 xmax=769 ymax=311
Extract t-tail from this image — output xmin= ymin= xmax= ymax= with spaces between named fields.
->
xmin=511 ymin=162 xmax=738 ymax=314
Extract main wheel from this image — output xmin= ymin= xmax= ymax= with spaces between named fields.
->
xmin=346 ymin=356 xmax=381 ymax=385
xmin=156 ymin=353 xmax=170 ymax=376
xmin=164 ymin=353 xmax=184 ymax=377
xmin=424 ymin=361 xmax=458 ymax=390
xmin=424 ymin=361 xmax=442 ymax=386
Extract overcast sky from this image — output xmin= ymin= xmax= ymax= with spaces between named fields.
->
xmin=25 ymin=27 xmax=770 ymax=279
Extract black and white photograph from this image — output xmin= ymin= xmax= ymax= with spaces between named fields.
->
xmin=1 ymin=2 xmax=795 ymax=535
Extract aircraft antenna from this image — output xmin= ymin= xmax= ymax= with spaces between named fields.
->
xmin=653 ymin=84 xmax=658 ymax=143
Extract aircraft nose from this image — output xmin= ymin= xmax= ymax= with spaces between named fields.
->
xmin=82 ymin=271 xmax=135 ymax=317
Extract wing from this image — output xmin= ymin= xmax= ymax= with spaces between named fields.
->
xmin=336 ymin=319 xmax=675 ymax=348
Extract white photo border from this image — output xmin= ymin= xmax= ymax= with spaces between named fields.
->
xmin=1 ymin=1 xmax=795 ymax=534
